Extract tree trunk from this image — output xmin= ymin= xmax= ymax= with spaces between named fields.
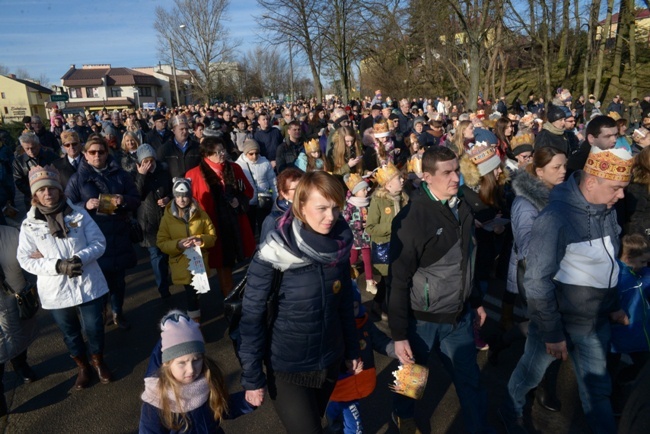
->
xmin=584 ymin=0 xmax=601 ymax=99
xmin=558 ymin=0 xmax=570 ymax=62
xmin=610 ymin=0 xmax=628 ymax=88
xmin=468 ymin=43 xmax=481 ymax=111
xmin=499 ymin=52 xmax=508 ymax=97
xmin=628 ymin=0 xmax=638 ymax=99
xmin=594 ymin=0 xmax=615 ymax=100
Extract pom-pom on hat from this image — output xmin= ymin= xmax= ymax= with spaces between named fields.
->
xmin=344 ymin=173 xmax=368 ymax=195
xmin=373 ymin=119 xmax=391 ymax=138
xmin=29 ymin=165 xmax=62 ymax=195
xmin=304 ymin=138 xmax=320 ymax=154
xmin=172 ymin=177 xmax=192 ymax=198
xmin=375 ymin=162 xmax=400 ymax=186
xmin=583 ymin=146 xmax=633 ymax=182
xmin=160 ymin=310 xmax=205 ymax=363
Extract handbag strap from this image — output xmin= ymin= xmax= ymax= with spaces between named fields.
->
xmin=245 ymin=162 xmax=260 ymax=191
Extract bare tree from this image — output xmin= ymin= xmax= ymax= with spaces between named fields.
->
xmin=256 ymin=0 xmax=326 ymax=101
xmin=154 ymin=0 xmax=236 ymax=103
xmin=593 ymin=0 xmax=615 ymax=99
xmin=240 ymin=47 xmax=291 ymax=100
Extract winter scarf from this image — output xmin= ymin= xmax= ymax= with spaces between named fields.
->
xmin=542 ymin=122 xmax=564 ymax=136
xmin=141 ymin=376 xmax=210 ymax=413
xmin=347 ymin=195 xmax=370 ymax=208
xmin=34 ymin=199 xmax=72 ymax=238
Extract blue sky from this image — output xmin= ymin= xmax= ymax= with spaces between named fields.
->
xmin=0 ymin=0 xmax=261 ymax=86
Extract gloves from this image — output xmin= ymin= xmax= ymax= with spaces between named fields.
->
xmin=56 ymin=256 xmax=83 ymax=278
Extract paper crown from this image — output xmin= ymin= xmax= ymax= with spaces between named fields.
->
xmin=344 ymin=173 xmax=368 ymax=194
xmin=510 ymin=133 xmax=534 ymax=148
xmin=483 ymin=119 xmax=497 ymax=130
xmin=389 ymin=363 xmax=429 ymax=400
xmin=375 ymin=163 xmax=400 ymax=186
xmin=304 ymin=138 xmax=320 ymax=154
xmin=468 ymin=141 xmax=502 ymax=176
xmin=407 ymin=156 xmax=423 ymax=175
xmin=519 ymin=113 xmax=535 ymax=127
xmin=583 ymin=146 xmax=633 ymax=182
xmin=373 ymin=119 xmax=391 ymax=138
xmin=429 ymin=112 xmax=443 ymax=122
xmin=28 ymin=165 xmax=62 ymax=195
xmin=607 ymin=111 xmax=621 ymax=121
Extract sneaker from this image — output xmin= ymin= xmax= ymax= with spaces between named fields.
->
xmin=474 ymin=326 xmax=489 ymax=351
xmin=365 ymin=280 xmax=378 ymax=295
xmin=391 ymin=412 xmax=421 ymax=434
xmin=498 ymin=408 xmax=529 ymax=434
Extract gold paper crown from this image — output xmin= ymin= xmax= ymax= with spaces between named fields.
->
xmin=373 ymin=119 xmax=390 ymax=138
xmin=430 ymin=112 xmax=443 ymax=122
xmin=375 ymin=163 xmax=400 ymax=186
xmin=407 ymin=156 xmax=423 ymax=174
xmin=510 ymin=133 xmax=534 ymax=149
xmin=344 ymin=173 xmax=364 ymax=191
xmin=468 ymin=141 xmax=496 ymax=165
xmin=607 ymin=111 xmax=621 ymax=121
xmin=584 ymin=147 xmax=633 ymax=182
xmin=519 ymin=113 xmax=535 ymax=127
xmin=483 ymin=119 xmax=497 ymax=130
xmin=304 ymin=139 xmax=320 ymax=154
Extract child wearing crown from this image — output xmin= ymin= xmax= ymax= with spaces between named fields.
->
xmin=343 ymin=173 xmax=375 ymax=294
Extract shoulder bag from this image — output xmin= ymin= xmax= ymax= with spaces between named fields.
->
xmin=246 ymin=162 xmax=273 ymax=211
xmin=0 ymin=266 xmax=39 ymax=320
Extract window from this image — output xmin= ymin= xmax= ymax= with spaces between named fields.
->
xmin=3 ymin=107 xmax=7 ymax=114
xmin=69 ymin=88 xmax=80 ymax=98
xmin=86 ymin=87 xmax=99 ymax=98
xmin=138 ymin=87 xmax=152 ymax=97
xmin=1 ymin=92 xmax=5 ymax=99
xmin=110 ymin=87 xmax=122 ymax=98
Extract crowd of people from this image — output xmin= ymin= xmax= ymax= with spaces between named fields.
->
xmin=0 ymin=87 xmax=649 ymax=434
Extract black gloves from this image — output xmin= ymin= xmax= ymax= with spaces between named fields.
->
xmin=56 ymin=256 xmax=83 ymax=278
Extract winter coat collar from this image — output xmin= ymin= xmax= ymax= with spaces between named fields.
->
xmin=511 ymin=170 xmax=550 ymax=211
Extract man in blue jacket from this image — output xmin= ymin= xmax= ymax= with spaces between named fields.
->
xmin=499 ymin=146 xmax=634 ymax=434
xmin=253 ymin=113 xmax=283 ymax=169
xmin=389 ymin=146 xmax=491 ymax=433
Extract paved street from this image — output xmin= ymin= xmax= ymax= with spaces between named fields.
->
xmin=1 ymin=245 xmax=595 ymax=434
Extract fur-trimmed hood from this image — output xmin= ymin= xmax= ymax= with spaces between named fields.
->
xmin=511 ymin=169 xmax=550 ymax=211
xmin=372 ymin=186 xmax=409 ymax=203
xmin=459 ymin=153 xmax=509 ymax=188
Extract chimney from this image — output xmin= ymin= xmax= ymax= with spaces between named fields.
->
xmin=70 ymin=64 xmax=75 ymax=69
xmin=9 ymin=74 xmax=16 ymax=79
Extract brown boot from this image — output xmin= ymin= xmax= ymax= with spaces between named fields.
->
xmin=71 ymin=355 xmax=91 ymax=390
xmin=90 ymin=354 xmax=112 ymax=384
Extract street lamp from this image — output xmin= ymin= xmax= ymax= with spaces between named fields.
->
xmin=168 ymin=24 xmax=187 ymax=107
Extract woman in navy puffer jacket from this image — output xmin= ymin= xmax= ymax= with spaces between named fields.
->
xmin=239 ymin=171 xmax=360 ymax=434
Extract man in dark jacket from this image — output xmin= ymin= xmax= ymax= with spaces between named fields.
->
xmin=534 ymin=106 xmax=569 ymax=154
xmin=145 ymin=113 xmax=173 ymax=151
xmin=253 ymin=113 xmax=283 ymax=168
xmin=275 ymin=121 xmax=304 ymax=173
xmin=606 ymin=94 xmax=624 ymax=117
xmin=52 ymin=130 xmax=83 ymax=189
xmin=29 ymin=115 xmax=58 ymax=152
xmin=156 ymin=115 xmax=201 ymax=179
xmin=567 ymin=115 xmax=618 ymax=176
xmin=396 ymin=98 xmax=414 ymax=136
xmin=13 ymin=132 xmax=57 ymax=209
xmin=500 ymin=146 xmax=632 ymax=434
xmin=389 ymin=146 xmax=490 ymax=433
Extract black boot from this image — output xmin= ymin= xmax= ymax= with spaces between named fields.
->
xmin=536 ymin=360 xmax=562 ymax=412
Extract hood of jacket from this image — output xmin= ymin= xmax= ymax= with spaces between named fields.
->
xmin=511 ymin=169 xmax=550 ymax=212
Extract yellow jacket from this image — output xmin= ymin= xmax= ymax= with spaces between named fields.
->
xmin=157 ymin=201 xmax=217 ymax=285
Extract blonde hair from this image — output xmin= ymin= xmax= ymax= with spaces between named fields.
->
xmin=450 ymin=120 xmax=472 ymax=157
xmin=156 ymin=356 xmax=229 ymax=431
xmin=332 ymin=126 xmax=362 ymax=173
xmin=292 ymin=171 xmax=345 ymax=223
xmin=121 ymin=131 xmax=141 ymax=151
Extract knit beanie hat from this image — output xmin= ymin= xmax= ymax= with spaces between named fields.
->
xmin=29 ymin=165 xmax=63 ymax=195
xmin=547 ymin=106 xmax=566 ymax=123
xmin=137 ymin=143 xmax=156 ymax=163
xmin=242 ymin=138 xmax=260 ymax=155
xmin=160 ymin=310 xmax=205 ymax=363
xmin=172 ymin=178 xmax=192 ymax=198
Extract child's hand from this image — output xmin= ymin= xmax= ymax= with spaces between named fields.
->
xmin=345 ymin=358 xmax=364 ymax=375
xmin=245 ymin=388 xmax=266 ymax=407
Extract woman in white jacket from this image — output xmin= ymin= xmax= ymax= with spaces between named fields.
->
xmin=236 ymin=138 xmax=278 ymax=238
xmin=17 ymin=165 xmax=112 ymax=391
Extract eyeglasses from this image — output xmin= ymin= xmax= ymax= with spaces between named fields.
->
xmin=87 ymin=150 xmax=107 ymax=156
xmin=63 ymin=142 xmax=79 ymax=147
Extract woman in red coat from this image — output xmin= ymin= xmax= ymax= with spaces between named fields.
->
xmin=185 ymin=136 xmax=255 ymax=296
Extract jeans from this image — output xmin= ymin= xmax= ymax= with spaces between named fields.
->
xmin=326 ymin=400 xmax=363 ymax=434
xmin=394 ymin=309 xmax=492 ymax=434
xmin=49 ymin=296 xmax=105 ymax=356
xmin=503 ymin=321 xmax=615 ymax=434
xmin=147 ymin=246 xmax=170 ymax=296
xmin=102 ymin=268 xmax=126 ymax=315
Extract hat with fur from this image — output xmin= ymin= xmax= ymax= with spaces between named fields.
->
xmin=160 ymin=310 xmax=205 ymax=363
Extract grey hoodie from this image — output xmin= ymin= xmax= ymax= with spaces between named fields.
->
xmin=525 ymin=171 xmax=621 ymax=343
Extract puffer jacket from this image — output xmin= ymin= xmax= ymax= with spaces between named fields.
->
xmin=235 ymin=154 xmax=278 ymax=206
xmin=16 ymin=200 xmax=109 ymax=309
xmin=135 ymin=163 xmax=172 ymax=247
xmin=65 ymin=156 xmax=141 ymax=271
xmin=139 ymin=339 xmax=254 ymax=434
xmin=156 ymin=201 xmax=217 ymax=285
xmin=610 ymin=261 xmax=650 ymax=354
xmin=0 ymin=226 xmax=38 ymax=364
xmin=526 ymin=172 xmax=622 ymax=343
xmin=239 ymin=215 xmax=358 ymax=391
xmin=506 ymin=170 xmax=551 ymax=296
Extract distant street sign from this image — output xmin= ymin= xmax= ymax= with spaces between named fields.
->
xmin=51 ymin=93 xmax=69 ymax=102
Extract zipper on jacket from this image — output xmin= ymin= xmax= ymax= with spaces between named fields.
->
xmin=424 ymin=278 xmax=430 ymax=309
xmin=601 ymin=216 xmax=614 ymax=290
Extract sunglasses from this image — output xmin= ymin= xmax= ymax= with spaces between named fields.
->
xmin=87 ymin=150 xmax=107 ymax=156
xmin=63 ymin=142 xmax=79 ymax=147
